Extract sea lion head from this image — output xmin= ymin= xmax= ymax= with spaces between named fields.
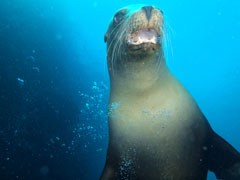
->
xmin=104 ymin=5 xmax=165 ymax=75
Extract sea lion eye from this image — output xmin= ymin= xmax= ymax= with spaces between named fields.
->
xmin=114 ymin=11 xmax=125 ymax=23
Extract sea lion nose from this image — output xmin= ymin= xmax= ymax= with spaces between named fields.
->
xmin=142 ymin=6 xmax=153 ymax=20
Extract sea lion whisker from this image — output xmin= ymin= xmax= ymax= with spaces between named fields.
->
xmin=163 ymin=29 xmax=169 ymax=62
xmin=111 ymin=30 xmax=124 ymax=76
xmin=107 ymin=21 xmax=126 ymax=54
xmin=109 ymin=20 xmax=126 ymax=35
xmin=111 ymin=43 xmax=119 ymax=76
xmin=107 ymin=20 xmax=126 ymax=45
xmin=117 ymin=27 xmax=127 ymax=60
xmin=111 ymin=27 xmax=126 ymax=75
xmin=163 ymin=21 xmax=174 ymax=61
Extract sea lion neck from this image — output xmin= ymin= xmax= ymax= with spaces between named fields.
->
xmin=109 ymin=55 xmax=170 ymax=96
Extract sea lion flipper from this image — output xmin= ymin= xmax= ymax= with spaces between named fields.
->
xmin=207 ymin=131 xmax=240 ymax=179
xmin=221 ymin=162 xmax=240 ymax=180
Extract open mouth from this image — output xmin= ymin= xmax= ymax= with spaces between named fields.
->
xmin=127 ymin=29 xmax=161 ymax=53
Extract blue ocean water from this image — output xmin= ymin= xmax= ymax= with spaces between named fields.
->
xmin=0 ymin=0 xmax=239 ymax=179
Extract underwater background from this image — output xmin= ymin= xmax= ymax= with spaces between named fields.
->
xmin=0 ymin=0 xmax=239 ymax=179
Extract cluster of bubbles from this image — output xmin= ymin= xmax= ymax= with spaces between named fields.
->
xmin=70 ymin=81 xmax=109 ymax=153
xmin=118 ymin=148 xmax=136 ymax=179
xmin=41 ymin=81 xmax=110 ymax=159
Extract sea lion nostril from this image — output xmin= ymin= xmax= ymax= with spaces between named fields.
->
xmin=142 ymin=6 xmax=153 ymax=20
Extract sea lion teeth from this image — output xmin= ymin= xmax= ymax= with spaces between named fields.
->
xmin=128 ymin=29 xmax=158 ymax=45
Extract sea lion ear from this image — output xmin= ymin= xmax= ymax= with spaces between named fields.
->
xmin=104 ymin=33 xmax=108 ymax=43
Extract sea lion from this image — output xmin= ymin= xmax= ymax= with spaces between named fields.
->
xmin=101 ymin=4 xmax=240 ymax=180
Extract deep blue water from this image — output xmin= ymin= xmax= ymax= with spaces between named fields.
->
xmin=0 ymin=0 xmax=239 ymax=179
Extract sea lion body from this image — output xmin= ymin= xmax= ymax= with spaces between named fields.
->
xmin=101 ymin=5 xmax=240 ymax=180
xmin=108 ymin=72 xmax=209 ymax=179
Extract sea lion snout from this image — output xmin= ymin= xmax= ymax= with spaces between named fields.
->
xmin=126 ymin=7 xmax=163 ymax=55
